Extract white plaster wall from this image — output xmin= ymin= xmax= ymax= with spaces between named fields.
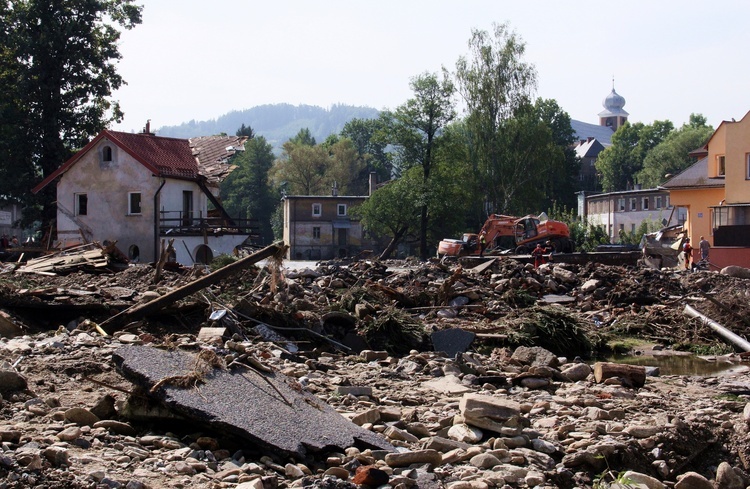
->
xmin=174 ymin=235 xmax=249 ymax=265
xmin=56 ymin=139 xmax=159 ymax=260
xmin=159 ymin=182 xmax=205 ymax=222
xmin=590 ymin=210 xmax=674 ymax=242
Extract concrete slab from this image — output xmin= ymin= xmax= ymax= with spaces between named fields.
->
xmin=431 ymin=328 xmax=476 ymax=358
xmin=112 ymin=345 xmax=392 ymax=457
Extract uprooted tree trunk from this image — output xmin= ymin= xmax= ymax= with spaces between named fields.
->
xmin=378 ymin=227 xmax=407 ymax=261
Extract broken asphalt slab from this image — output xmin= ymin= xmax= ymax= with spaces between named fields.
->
xmin=112 ymin=345 xmax=393 ymax=458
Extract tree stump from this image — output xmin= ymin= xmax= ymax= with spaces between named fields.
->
xmin=593 ymin=362 xmax=646 ymax=388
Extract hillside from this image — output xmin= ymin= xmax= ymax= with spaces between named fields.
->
xmin=156 ymin=103 xmax=379 ymax=152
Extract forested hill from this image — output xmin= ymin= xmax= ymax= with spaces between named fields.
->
xmin=156 ymin=103 xmax=379 ymax=152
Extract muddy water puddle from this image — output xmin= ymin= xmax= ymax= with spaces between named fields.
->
xmin=603 ymin=353 xmax=749 ymax=376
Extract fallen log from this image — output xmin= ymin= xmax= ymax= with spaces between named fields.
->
xmin=684 ymin=304 xmax=750 ymax=352
xmin=593 ymin=362 xmax=646 ymax=388
xmin=100 ymin=241 xmax=287 ymax=330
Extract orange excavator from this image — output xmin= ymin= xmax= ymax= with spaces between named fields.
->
xmin=437 ymin=213 xmax=574 ymax=258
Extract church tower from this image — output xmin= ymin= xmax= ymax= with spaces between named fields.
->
xmin=598 ymin=81 xmax=628 ymax=130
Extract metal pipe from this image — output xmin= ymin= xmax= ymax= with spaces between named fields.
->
xmin=684 ymin=304 xmax=750 ymax=352
xmin=153 ymin=178 xmax=166 ymax=262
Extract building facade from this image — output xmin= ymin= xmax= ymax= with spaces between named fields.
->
xmin=32 ymin=127 xmax=255 ymax=265
xmin=580 ymin=188 xmax=683 ymax=243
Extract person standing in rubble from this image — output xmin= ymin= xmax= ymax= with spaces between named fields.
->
xmin=682 ymin=238 xmax=693 ymax=270
xmin=699 ymin=236 xmax=710 ymax=262
xmin=532 ymin=242 xmax=546 ymax=268
xmin=479 ymin=232 xmax=487 ymax=257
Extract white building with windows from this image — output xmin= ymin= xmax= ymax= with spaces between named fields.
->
xmin=578 ymin=188 xmax=686 ymax=242
xmin=32 ymin=125 xmax=256 ymax=265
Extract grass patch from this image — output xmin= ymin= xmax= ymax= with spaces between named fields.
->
xmin=358 ymin=306 xmax=427 ymax=356
xmin=505 ymin=306 xmax=594 ymax=358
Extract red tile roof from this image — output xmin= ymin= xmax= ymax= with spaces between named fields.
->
xmin=33 ymin=130 xmax=201 ymax=193
xmin=109 ymin=131 xmax=198 ymax=179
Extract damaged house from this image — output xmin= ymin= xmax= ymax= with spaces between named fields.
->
xmin=32 ymin=123 xmax=257 ymax=265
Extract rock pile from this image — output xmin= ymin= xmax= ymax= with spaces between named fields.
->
xmin=0 ymin=256 xmax=749 ymax=488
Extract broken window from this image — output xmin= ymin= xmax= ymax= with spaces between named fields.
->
xmin=75 ymin=193 xmax=88 ymax=216
xmin=313 ymin=227 xmax=321 ymax=239
xmin=128 ymin=192 xmax=142 ymax=215
xmin=312 ymin=203 xmax=321 ymax=217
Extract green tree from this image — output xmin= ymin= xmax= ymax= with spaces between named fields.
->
xmin=220 ymin=135 xmax=276 ymax=244
xmin=452 ymin=22 xmax=538 ymax=216
xmin=269 ymin=140 xmax=329 ymax=196
xmin=595 ymin=120 xmax=674 ymax=192
xmin=636 ymin=115 xmax=713 ymax=188
xmin=534 ymin=98 xmax=580 ymax=211
xmin=236 ymin=124 xmax=255 ymax=138
xmin=341 ymin=117 xmax=393 ymax=183
xmin=289 ymin=127 xmax=316 ymax=146
xmin=354 ymin=169 xmax=421 ymax=260
xmin=1 ymin=0 xmax=142 ymax=230
xmin=324 ymin=138 xmax=367 ymax=195
xmin=388 ymin=71 xmax=456 ymax=259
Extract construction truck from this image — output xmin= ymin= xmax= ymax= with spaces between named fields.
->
xmin=437 ymin=213 xmax=574 ymax=258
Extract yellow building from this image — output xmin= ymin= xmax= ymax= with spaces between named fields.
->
xmin=661 ymin=111 xmax=750 ymax=268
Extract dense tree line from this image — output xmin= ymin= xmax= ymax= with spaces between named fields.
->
xmin=0 ymin=0 xmax=142 ymax=232
xmin=225 ymin=22 xmax=713 ymax=258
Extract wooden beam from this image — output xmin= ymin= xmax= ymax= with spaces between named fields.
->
xmin=100 ymin=241 xmax=286 ymax=330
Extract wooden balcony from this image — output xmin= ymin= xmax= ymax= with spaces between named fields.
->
xmin=159 ymin=211 xmax=260 ymax=238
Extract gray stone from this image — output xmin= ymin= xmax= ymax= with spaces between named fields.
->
xmin=561 ymin=363 xmax=591 ymax=382
xmin=469 ymin=452 xmax=500 ymax=469
xmin=43 ymin=446 xmax=70 ymax=466
xmin=674 ymin=471 xmax=713 ymax=489
xmin=94 ymin=419 xmax=137 ymax=436
xmin=90 ymin=394 xmax=117 ymax=420
xmin=0 ymin=369 xmax=27 ymax=393
xmin=0 ymin=310 xmax=22 ymax=338
xmin=447 ymin=423 xmax=483 ymax=443
xmin=511 ymin=346 xmax=559 ymax=368
xmin=64 ymin=407 xmax=100 ymax=427
xmin=422 ymin=375 xmax=473 ymax=395
xmin=384 ymin=449 xmax=443 ymax=468
xmin=459 ymin=393 xmax=521 ymax=432
xmin=620 ymin=471 xmax=666 ymax=489
xmin=715 ymin=462 xmax=744 ymax=489
xmin=57 ymin=426 xmax=81 ymax=441
xmin=113 ymin=345 xmax=392 ymax=458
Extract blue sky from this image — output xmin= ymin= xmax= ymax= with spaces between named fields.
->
xmin=112 ymin=0 xmax=750 ymax=133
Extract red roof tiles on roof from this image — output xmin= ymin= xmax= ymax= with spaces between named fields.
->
xmin=107 ymin=131 xmax=198 ymax=179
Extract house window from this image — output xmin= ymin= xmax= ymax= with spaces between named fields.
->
xmin=718 ymin=155 xmax=726 ymax=176
xmin=629 ymin=198 xmax=637 ymax=211
xmin=337 ymin=204 xmax=347 ymax=216
xmin=655 ymin=196 xmax=663 ymax=209
xmin=312 ymin=203 xmax=322 ymax=217
xmin=746 ymin=154 xmax=750 ymax=179
xmin=75 ymin=193 xmax=88 ymax=216
xmin=313 ymin=227 xmax=321 ymax=239
xmin=128 ymin=192 xmax=142 ymax=215
xmin=642 ymin=197 xmax=649 ymax=210
xmin=618 ymin=198 xmax=625 ymax=211
xmin=102 ymin=145 xmax=113 ymax=162
xmin=631 ymin=223 xmax=636 ymax=233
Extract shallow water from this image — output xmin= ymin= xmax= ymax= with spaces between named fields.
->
xmin=602 ymin=354 xmax=748 ymax=376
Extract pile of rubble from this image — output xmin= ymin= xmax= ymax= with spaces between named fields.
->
xmin=1 ymin=248 xmax=750 ymax=489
